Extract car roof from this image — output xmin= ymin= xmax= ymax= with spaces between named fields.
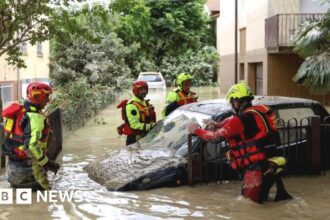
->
xmin=139 ymin=72 xmax=161 ymax=75
xmin=179 ymin=96 xmax=323 ymax=116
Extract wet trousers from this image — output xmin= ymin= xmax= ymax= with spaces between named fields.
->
xmin=8 ymin=158 xmax=50 ymax=190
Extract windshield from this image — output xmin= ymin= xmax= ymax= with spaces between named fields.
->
xmin=138 ymin=109 xmax=211 ymax=155
xmin=139 ymin=74 xmax=163 ymax=82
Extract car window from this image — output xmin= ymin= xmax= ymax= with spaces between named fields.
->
xmin=139 ymin=109 xmax=211 ymax=155
xmin=277 ymin=107 xmax=315 ymax=126
xmin=275 ymin=107 xmax=316 ymax=148
xmin=139 ymin=74 xmax=163 ymax=82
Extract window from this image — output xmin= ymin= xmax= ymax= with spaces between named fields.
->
xmin=20 ymin=42 xmax=28 ymax=55
xmin=0 ymin=83 xmax=13 ymax=106
xmin=37 ymin=42 xmax=43 ymax=57
xmin=139 ymin=74 xmax=162 ymax=82
xmin=239 ymin=63 xmax=245 ymax=80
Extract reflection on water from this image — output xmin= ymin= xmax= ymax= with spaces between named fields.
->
xmin=1 ymin=87 xmax=330 ymax=219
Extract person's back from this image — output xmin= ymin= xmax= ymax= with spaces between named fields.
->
xmin=163 ymin=73 xmax=197 ymax=117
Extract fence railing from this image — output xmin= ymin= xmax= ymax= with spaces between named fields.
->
xmin=265 ymin=13 xmax=325 ymax=52
xmin=64 ymin=91 xmax=116 ymax=131
xmin=187 ymin=116 xmax=330 ymax=186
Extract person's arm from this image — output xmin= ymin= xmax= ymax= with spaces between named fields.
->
xmin=194 ymin=116 xmax=244 ymax=141
xmin=126 ymin=104 xmax=154 ymax=132
xmin=164 ymin=91 xmax=179 ymax=116
xmin=22 ymin=113 xmax=48 ymax=165
xmin=21 ymin=111 xmax=60 ymax=174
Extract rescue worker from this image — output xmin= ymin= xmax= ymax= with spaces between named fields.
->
xmin=117 ymin=80 xmax=156 ymax=145
xmin=2 ymin=82 xmax=60 ymax=190
xmin=162 ymin=73 xmax=198 ymax=117
xmin=187 ymin=82 xmax=292 ymax=204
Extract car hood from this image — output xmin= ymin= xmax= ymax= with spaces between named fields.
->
xmin=84 ymin=143 xmax=186 ymax=190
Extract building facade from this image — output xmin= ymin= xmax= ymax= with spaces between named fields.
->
xmin=217 ymin=0 xmax=329 ymax=104
xmin=0 ymin=41 xmax=50 ymax=106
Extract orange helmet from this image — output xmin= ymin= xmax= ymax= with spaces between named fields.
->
xmin=27 ymin=82 xmax=52 ymax=105
xmin=132 ymin=80 xmax=148 ymax=96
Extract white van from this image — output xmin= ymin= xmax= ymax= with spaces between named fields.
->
xmin=138 ymin=72 xmax=166 ymax=90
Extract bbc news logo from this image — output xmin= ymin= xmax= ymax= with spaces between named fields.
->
xmin=0 ymin=188 xmax=84 ymax=204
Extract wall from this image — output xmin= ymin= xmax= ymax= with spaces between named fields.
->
xmin=218 ymin=0 xmax=270 ymax=93
xmin=300 ymin=0 xmax=329 ymax=13
xmin=0 ymin=41 xmax=50 ymax=101
xmin=19 ymin=41 xmax=50 ymax=81
xmin=244 ymin=0 xmax=269 ymax=51
xmin=268 ymin=0 xmax=300 ymax=16
xmin=218 ymin=0 xmax=236 ymax=56
xmin=219 ymin=54 xmax=236 ymax=93
xmin=267 ymin=54 xmax=330 ymax=105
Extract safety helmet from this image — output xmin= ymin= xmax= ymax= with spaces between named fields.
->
xmin=27 ymin=82 xmax=52 ymax=105
xmin=176 ymin=73 xmax=193 ymax=87
xmin=132 ymin=80 xmax=148 ymax=96
xmin=226 ymin=82 xmax=253 ymax=102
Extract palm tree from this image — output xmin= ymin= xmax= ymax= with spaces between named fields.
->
xmin=293 ymin=8 xmax=330 ymax=95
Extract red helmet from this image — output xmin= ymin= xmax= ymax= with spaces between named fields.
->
xmin=27 ymin=82 xmax=52 ymax=105
xmin=132 ymin=80 xmax=148 ymax=96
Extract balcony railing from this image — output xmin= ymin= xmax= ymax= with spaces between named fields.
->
xmin=265 ymin=13 xmax=325 ymax=53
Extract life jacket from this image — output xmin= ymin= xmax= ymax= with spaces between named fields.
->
xmin=245 ymin=105 xmax=280 ymax=146
xmin=175 ymin=89 xmax=198 ymax=106
xmin=228 ymin=105 xmax=277 ymax=170
xmin=2 ymin=102 xmax=50 ymax=159
xmin=117 ymin=99 xmax=156 ymax=136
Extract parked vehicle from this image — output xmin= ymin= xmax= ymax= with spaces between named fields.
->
xmin=138 ymin=72 xmax=166 ymax=90
xmin=85 ymin=96 xmax=330 ymax=191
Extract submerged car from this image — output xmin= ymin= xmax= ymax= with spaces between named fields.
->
xmin=138 ymin=72 xmax=166 ymax=90
xmin=85 ymin=96 xmax=330 ymax=191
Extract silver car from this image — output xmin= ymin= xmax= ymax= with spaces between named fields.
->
xmin=138 ymin=72 xmax=166 ymax=90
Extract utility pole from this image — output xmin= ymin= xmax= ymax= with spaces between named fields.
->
xmin=234 ymin=0 xmax=238 ymax=83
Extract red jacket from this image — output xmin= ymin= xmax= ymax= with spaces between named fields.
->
xmin=195 ymin=105 xmax=277 ymax=170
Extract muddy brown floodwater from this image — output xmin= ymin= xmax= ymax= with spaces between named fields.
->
xmin=0 ymin=87 xmax=329 ymax=219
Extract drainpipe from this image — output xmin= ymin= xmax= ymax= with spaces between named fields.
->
xmin=0 ymin=87 xmax=5 ymax=168
xmin=234 ymin=0 xmax=238 ymax=83
xmin=16 ymin=68 xmax=20 ymax=100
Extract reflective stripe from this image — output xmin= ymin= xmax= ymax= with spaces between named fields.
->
xmin=4 ymin=118 xmax=14 ymax=132
xmin=38 ymin=154 xmax=48 ymax=166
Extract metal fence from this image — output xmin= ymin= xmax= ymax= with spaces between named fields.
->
xmin=187 ymin=116 xmax=330 ymax=186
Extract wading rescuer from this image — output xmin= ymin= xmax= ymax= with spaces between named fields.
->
xmin=187 ymin=82 xmax=292 ymax=204
xmin=163 ymin=73 xmax=198 ymax=117
xmin=117 ymin=80 xmax=156 ymax=145
xmin=2 ymin=82 xmax=60 ymax=190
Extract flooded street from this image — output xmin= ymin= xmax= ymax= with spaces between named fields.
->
xmin=1 ymin=87 xmax=330 ymax=219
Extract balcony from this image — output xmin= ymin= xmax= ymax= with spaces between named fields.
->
xmin=265 ymin=13 xmax=324 ymax=53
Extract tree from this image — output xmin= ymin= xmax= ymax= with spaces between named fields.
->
xmin=0 ymin=0 xmax=65 ymax=162
xmin=50 ymin=4 xmax=133 ymax=87
xmin=0 ymin=0 xmax=60 ymax=67
xmin=110 ymin=0 xmax=217 ymax=78
xmin=293 ymin=8 xmax=330 ymax=95
xmin=146 ymin=0 xmax=214 ymax=62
